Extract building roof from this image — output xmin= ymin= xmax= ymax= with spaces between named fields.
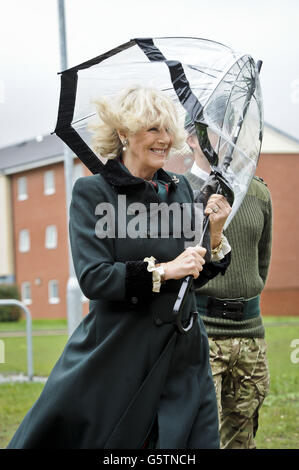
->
xmin=0 ymin=133 xmax=65 ymax=174
xmin=262 ymin=123 xmax=299 ymax=153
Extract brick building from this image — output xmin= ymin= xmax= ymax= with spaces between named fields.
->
xmin=0 ymin=134 xmax=90 ymax=318
xmin=0 ymin=125 xmax=298 ymax=318
xmin=256 ymin=125 xmax=299 ymax=316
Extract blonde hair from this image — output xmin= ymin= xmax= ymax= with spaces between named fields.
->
xmin=90 ymin=85 xmax=187 ymax=159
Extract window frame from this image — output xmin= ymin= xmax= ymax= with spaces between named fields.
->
xmin=44 ymin=170 xmax=55 ymax=196
xmin=21 ymin=281 xmax=32 ymax=305
xmin=17 ymin=176 xmax=28 ymax=201
xmin=45 ymin=225 xmax=57 ymax=250
xmin=48 ymin=279 xmax=60 ymax=304
xmin=19 ymin=229 xmax=30 ymax=252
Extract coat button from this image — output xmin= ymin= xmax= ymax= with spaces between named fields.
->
xmin=155 ymin=317 xmax=163 ymax=326
xmin=131 ymin=296 xmax=138 ymax=304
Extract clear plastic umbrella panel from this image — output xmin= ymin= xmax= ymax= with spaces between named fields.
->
xmin=54 ymin=37 xmax=263 ymax=228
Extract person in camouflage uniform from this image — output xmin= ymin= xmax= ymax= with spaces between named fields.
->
xmin=185 ymin=130 xmax=272 ymax=449
xmin=208 ymin=337 xmax=269 ymax=448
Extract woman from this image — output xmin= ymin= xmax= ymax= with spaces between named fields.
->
xmin=8 ymin=86 xmax=231 ymax=449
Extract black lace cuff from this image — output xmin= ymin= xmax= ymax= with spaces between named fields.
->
xmin=194 ymin=252 xmax=231 ymax=289
xmin=125 ymin=261 xmax=153 ymax=300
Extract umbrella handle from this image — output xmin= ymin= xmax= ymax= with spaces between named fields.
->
xmin=172 ymin=176 xmax=227 ymax=332
xmin=173 ymin=215 xmax=210 ymax=333
xmin=172 ymin=275 xmax=194 ymax=333
xmin=172 ymin=57 xmax=262 ymax=329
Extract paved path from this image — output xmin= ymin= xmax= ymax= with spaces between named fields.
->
xmin=0 ymin=329 xmax=67 ymax=337
xmin=0 ymin=373 xmax=47 ymax=384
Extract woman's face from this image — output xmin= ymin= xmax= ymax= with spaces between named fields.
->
xmin=124 ymin=126 xmax=173 ymax=177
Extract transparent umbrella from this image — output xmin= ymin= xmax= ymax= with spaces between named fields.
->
xmin=54 ymin=36 xmax=263 ymax=331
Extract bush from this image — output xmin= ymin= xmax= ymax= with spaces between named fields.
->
xmin=0 ymin=284 xmax=21 ymax=322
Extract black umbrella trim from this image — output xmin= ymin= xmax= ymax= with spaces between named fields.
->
xmin=54 ymin=37 xmax=221 ymax=173
xmin=54 ymin=70 xmax=102 ymax=173
xmin=54 ymin=40 xmax=137 ymax=174
xmin=135 ymin=38 xmax=218 ymax=165
xmin=135 ymin=38 xmax=203 ymax=122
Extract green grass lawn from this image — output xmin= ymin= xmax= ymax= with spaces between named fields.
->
xmin=0 ymin=382 xmax=45 ymax=448
xmin=255 ymin=317 xmax=299 ymax=449
xmin=0 ymin=318 xmax=67 ymax=332
xmin=0 ymin=317 xmax=298 ymax=449
xmin=0 ymin=332 xmax=67 ymax=448
xmin=0 ymin=335 xmax=68 ymax=377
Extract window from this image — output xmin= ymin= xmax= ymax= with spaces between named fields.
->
xmin=73 ymin=163 xmax=84 ymax=184
xmin=21 ymin=282 xmax=32 ymax=305
xmin=45 ymin=225 xmax=57 ymax=249
xmin=17 ymin=176 xmax=28 ymax=200
xmin=48 ymin=280 xmax=59 ymax=304
xmin=44 ymin=170 xmax=55 ymax=195
xmin=19 ymin=229 xmax=30 ymax=252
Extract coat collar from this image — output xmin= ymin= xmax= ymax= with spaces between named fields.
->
xmin=100 ymin=158 xmax=178 ymax=191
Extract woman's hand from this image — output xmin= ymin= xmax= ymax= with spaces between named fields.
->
xmin=205 ymin=194 xmax=232 ymax=249
xmin=161 ymin=246 xmax=207 ymax=280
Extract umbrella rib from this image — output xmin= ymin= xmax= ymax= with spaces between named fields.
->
xmin=71 ymin=113 xmax=96 ymax=126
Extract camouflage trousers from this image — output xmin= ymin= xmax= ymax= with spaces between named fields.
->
xmin=208 ymin=337 xmax=270 ymax=449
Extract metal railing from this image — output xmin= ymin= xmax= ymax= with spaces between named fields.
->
xmin=0 ymin=300 xmax=33 ymax=380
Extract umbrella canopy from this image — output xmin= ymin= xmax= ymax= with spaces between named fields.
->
xmin=54 ymin=36 xmax=263 ymax=226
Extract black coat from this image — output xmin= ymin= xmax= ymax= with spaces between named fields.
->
xmin=8 ymin=160 xmax=230 ymax=449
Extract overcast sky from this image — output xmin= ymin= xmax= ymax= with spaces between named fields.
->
xmin=0 ymin=0 xmax=298 ymax=149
